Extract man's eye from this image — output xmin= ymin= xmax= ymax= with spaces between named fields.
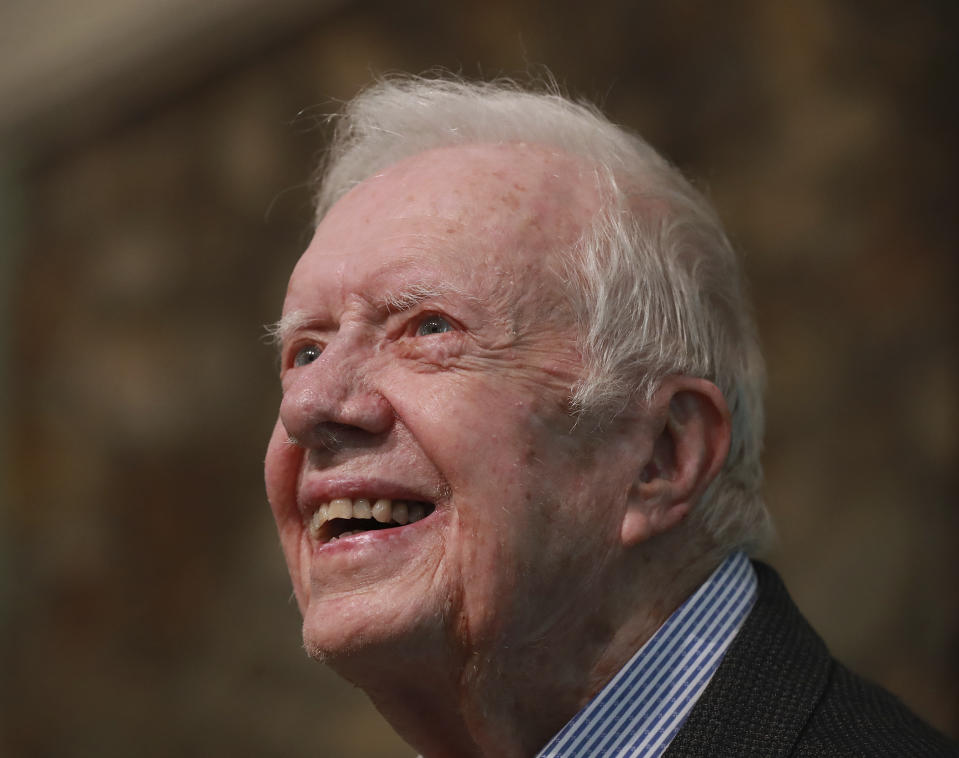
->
xmin=292 ymin=344 xmax=322 ymax=367
xmin=416 ymin=315 xmax=454 ymax=336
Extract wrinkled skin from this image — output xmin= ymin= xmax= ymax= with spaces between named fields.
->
xmin=264 ymin=143 xmax=724 ymax=757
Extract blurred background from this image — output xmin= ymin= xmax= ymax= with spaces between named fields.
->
xmin=1 ymin=0 xmax=956 ymax=755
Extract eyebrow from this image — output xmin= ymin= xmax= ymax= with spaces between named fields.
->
xmin=264 ymin=310 xmax=312 ymax=348
xmin=372 ymin=253 xmax=473 ymax=312
xmin=380 ymin=281 xmax=468 ymax=312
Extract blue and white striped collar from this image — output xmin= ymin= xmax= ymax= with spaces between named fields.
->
xmin=537 ymin=551 xmax=757 ymax=758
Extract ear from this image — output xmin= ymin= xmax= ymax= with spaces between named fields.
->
xmin=620 ymin=376 xmax=731 ymax=548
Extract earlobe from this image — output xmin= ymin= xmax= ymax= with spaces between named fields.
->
xmin=619 ymin=377 xmax=731 ymax=548
xmin=621 ymin=498 xmax=691 ymax=547
xmin=620 ymin=476 xmax=693 ymax=547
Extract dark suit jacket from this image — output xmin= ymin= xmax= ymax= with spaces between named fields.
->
xmin=664 ymin=562 xmax=957 ymax=757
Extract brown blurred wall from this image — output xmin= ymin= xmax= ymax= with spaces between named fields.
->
xmin=3 ymin=1 xmax=957 ymax=755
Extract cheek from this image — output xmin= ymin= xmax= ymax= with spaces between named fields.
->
xmin=265 ymin=418 xmax=300 ymax=521
xmin=513 ymin=420 xmax=630 ymax=573
xmin=264 ymin=419 xmax=309 ymax=606
xmin=444 ymin=407 xmax=543 ymax=494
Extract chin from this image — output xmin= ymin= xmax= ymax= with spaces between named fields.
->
xmin=299 ymin=587 xmax=450 ymax=671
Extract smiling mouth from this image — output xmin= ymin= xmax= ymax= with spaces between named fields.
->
xmin=307 ymin=497 xmax=436 ymax=543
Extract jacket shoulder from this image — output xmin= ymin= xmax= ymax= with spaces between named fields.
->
xmin=795 ymin=659 xmax=958 ymax=757
xmin=665 ymin=561 xmax=957 ymax=757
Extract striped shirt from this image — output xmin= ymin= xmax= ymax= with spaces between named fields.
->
xmin=537 ymin=551 xmax=758 ymax=758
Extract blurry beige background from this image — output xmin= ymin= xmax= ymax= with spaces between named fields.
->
xmin=2 ymin=1 xmax=956 ymax=755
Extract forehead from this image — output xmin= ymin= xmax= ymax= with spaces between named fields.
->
xmin=285 ymin=143 xmax=600 ymax=311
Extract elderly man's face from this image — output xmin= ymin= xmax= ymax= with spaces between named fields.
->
xmin=265 ymin=144 xmax=647 ymax=670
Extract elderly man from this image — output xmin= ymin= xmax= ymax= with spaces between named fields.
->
xmin=264 ymin=77 xmax=954 ymax=757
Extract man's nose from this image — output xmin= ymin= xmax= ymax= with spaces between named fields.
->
xmin=279 ymin=343 xmax=393 ymax=449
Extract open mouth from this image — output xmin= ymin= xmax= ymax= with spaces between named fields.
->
xmin=308 ymin=497 xmax=436 ymax=543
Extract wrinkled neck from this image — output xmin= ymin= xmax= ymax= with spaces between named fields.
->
xmin=332 ymin=538 xmax=719 ymax=758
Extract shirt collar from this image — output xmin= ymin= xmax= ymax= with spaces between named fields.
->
xmin=537 ymin=551 xmax=758 ymax=758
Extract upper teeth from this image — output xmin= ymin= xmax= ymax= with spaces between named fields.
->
xmin=309 ymin=497 xmax=428 ymax=538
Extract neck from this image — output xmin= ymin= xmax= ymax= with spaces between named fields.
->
xmin=328 ymin=539 xmax=721 ymax=758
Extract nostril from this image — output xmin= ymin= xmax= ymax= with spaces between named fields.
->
xmin=314 ymin=423 xmax=354 ymax=451
xmin=302 ymin=421 xmax=391 ymax=456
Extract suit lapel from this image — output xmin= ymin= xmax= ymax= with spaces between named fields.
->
xmin=663 ymin=562 xmax=832 ymax=757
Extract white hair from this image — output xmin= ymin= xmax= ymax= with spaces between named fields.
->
xmin=312 ymin=75 xmax=771 ymax=554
